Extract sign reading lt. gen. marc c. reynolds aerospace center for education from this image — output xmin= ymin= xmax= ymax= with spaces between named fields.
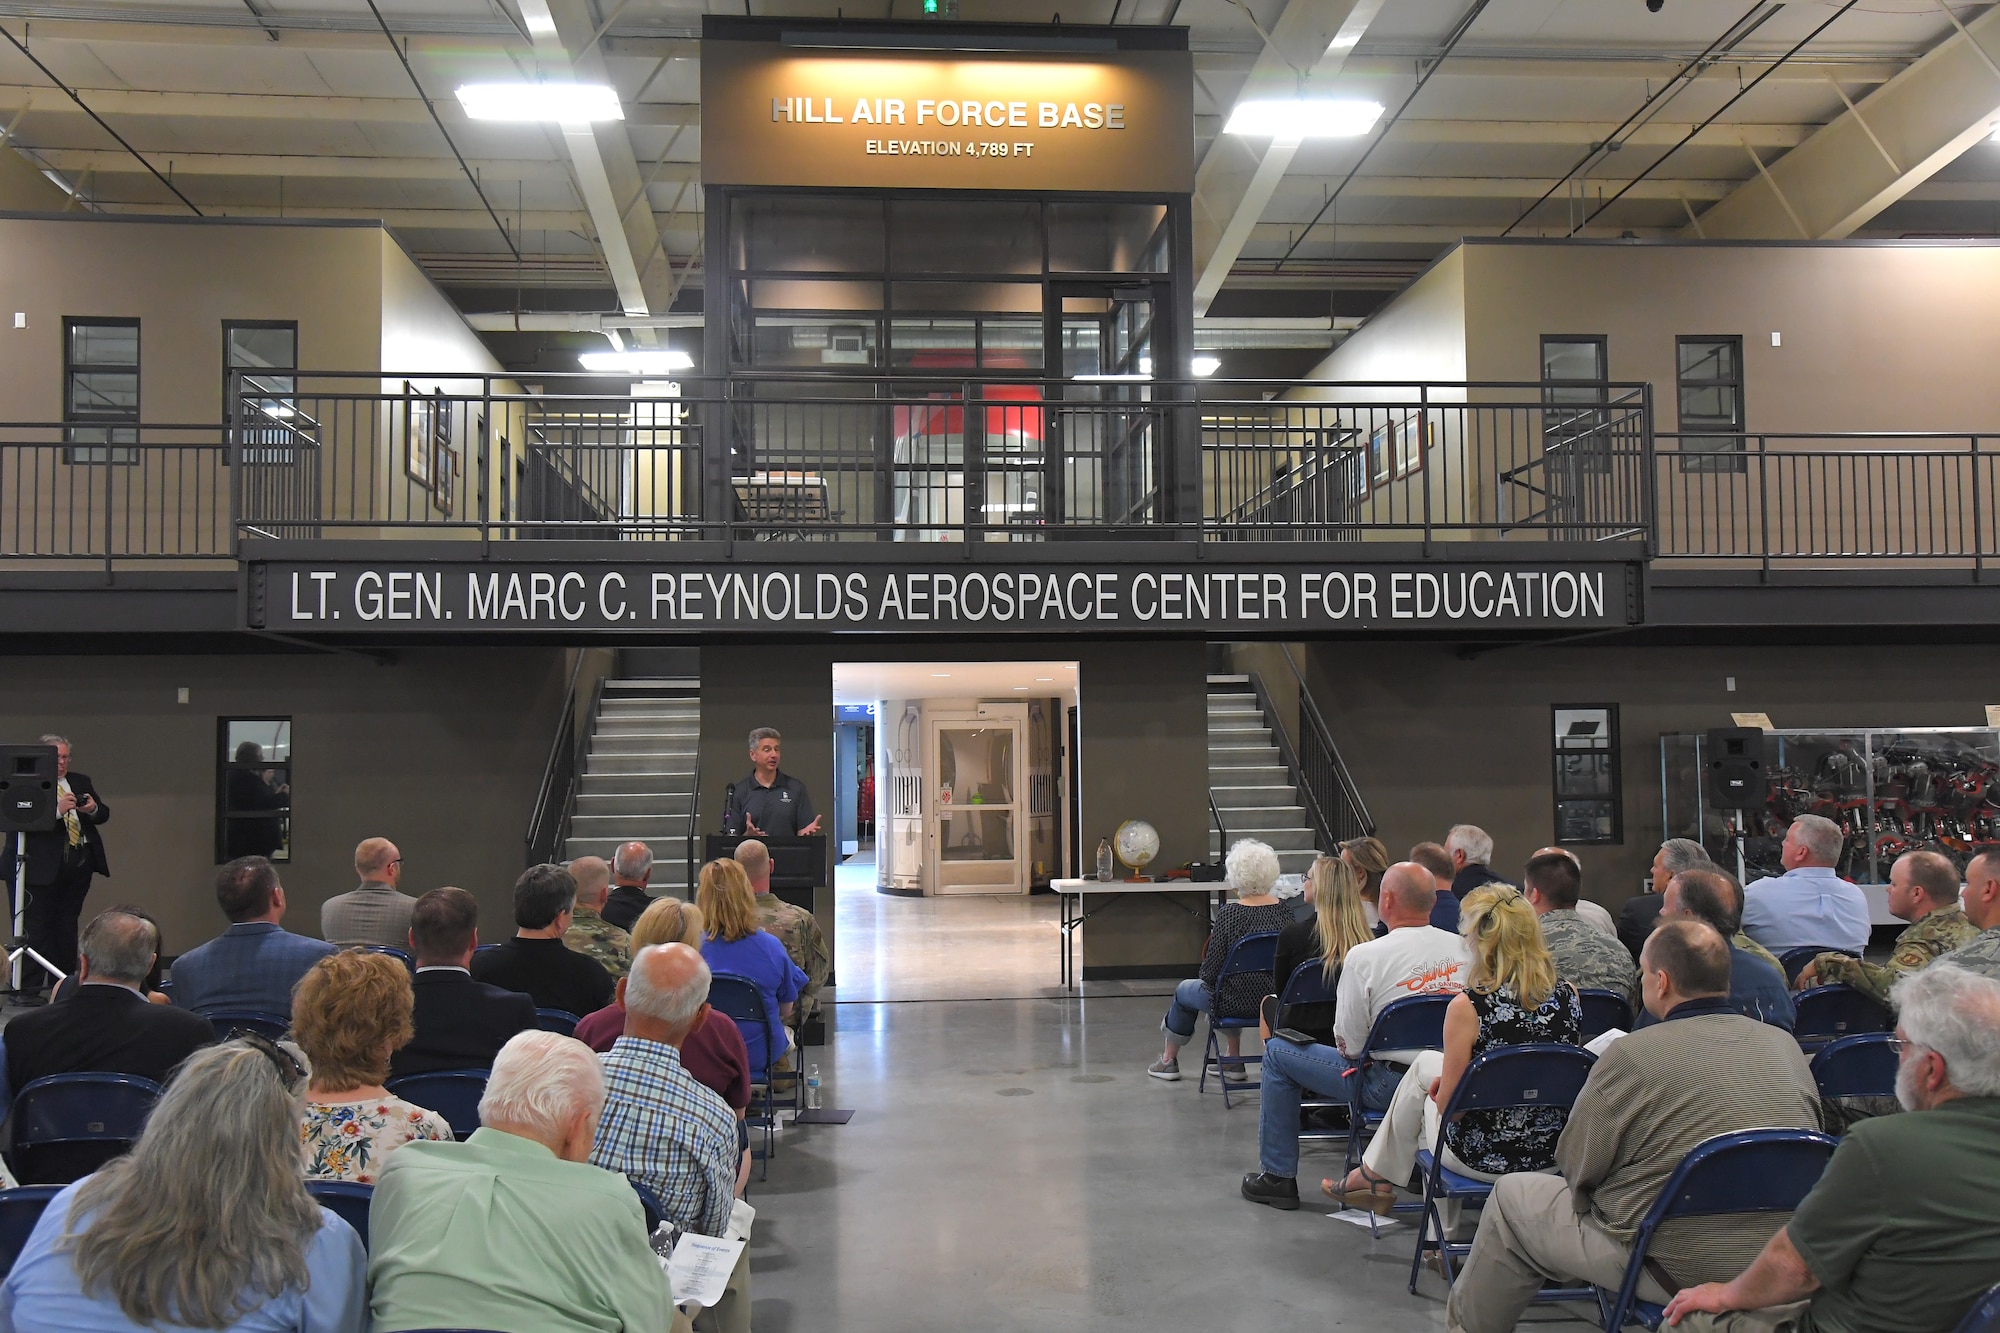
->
xmin=248 ymin=560 xmax=1639 ymax=634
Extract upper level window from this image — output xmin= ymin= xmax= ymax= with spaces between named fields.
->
xmin=1677 ymin=335 xmax=1745 ymax=472
xmin=1541 ymin=335 xmax=1610 ymax=474
xmin=218 ymin=717 xmax=292 ymax=863
xmin=65 ymin=318 xmax=139 ymax=464
xmin=225 ymin=321 xmax=305 ymax=463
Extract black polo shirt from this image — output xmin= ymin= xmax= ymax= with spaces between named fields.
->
xmin=728 ymin=769 xmax=815 ymax=836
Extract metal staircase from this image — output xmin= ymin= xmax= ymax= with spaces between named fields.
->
xmin=563 ymin=677 xmax=701 ymax=898
xmin=1207 ymin=675 xmax=1320 ymax=875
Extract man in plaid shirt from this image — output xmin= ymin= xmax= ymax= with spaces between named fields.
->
xmin=590 ymin=943 xmax=739 ymax=1243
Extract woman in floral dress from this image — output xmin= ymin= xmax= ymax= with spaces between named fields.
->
xmin=293 ymin=949 xmax=452 ymax=1183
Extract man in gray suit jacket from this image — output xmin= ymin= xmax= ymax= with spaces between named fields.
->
xmin=321 ymin=835 xmax=419 ymax=948
xmin=171 ymin=856 xmax=336 ymax=1018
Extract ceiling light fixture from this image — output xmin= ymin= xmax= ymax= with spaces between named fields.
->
xmin=1191 ymin=355 xmax=1221 ymax=377
xmin=578 ymin=349 xmax=693 ymax=374
xmin=1224 ymin=98 xmax=1384 ymax=139
xmin=456 ymin=82 xmax=624 ymax=123
xmin=931 ymin=672 xmax=952 ymax=677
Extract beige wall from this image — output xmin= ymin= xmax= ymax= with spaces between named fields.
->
xmin=1302 ymin=246 xmax=1468 ymax=386
xmin=379 ymin=235 xmax=504 ymax=378
xmin=0 ymin=156 xmax=73 ymax=211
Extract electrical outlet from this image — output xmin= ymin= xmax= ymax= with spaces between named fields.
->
xmin=177 ymin=687 xmax=190 ymax=704
xmin=12 ymin=313 xmax=24 ymax=329
xmin=1726 ymin=676 xmax=1737 ymax=692
xmin=1770 ymin=331 xmax=1781 ymax=347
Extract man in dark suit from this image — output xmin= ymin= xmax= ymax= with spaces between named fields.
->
xmin=392 ymin=886 xmax=536 ymax=1079
xmin=9 ymin=735 xmax=111 ymax=993
xmin=1620 ymin=837 xmax=1714 ymax=962
xmin=170 ymin=856 xmax=336 ymax=1019
xmin=470 ymin=864 xmax=616 ymax=1019
xmin=5 ymin=909 xmax=216 ymax=1092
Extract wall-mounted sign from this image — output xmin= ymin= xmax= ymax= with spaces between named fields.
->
xmin=700 ymin=37 xmax=1193 ymax=193
xmin=248 ymin=560 xmax=1638 ymax=635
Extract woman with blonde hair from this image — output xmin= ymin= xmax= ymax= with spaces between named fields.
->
xmin=697 ymin=857 xmax=806 ymax=1076
xmin=1264 ymin=854 xmax=1375 ymax=1046
xmin=1339 ymin=836 xmax=1392 ymax=918
xmin=0 ymin=1040 xmax=367 ymax=1332
xmin=294 ymin=949 xmax=452 ymax=1183
xmin=1330 ymin=882 xmax=1582 ymax=1215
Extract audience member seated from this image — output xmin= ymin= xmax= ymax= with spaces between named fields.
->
xmin=1742 ymin=814 xmax=1872 ymax=955
xmin=169 ymin=855 xmax=336 ymax=1019
xmin=1643 ymin=868 xmax=1795 ymax=1031
xmin=1794 ymin=848 xmax=1978 ymax=1001
xmin=563 ymin=854 xmax=632 ymax=980
xmin=590 ymin=944 xmax=747 ymax=1331
xmin=1320 ymin=884 xmax=1582 ymax=1219
xmin=735 ymin=838 xmax=830 ymax=1031
xmin=50 ymin=903 xmax=168 ymax=1006
xmin=1524 ymin=850 xmax=1639 ymax=1009
xmin=603 ymin=840 xmax=657 ymax=933
xmin=321 ymin=835 xmax=420 ymax=949
xmin=1622 ymin=837 xmax=1713 ymax=961
xmin=0 ymin=1041 xmax=367 ymax=1333
xmin=1530 ymin=846 xmax=1618 ymax=936
xmin=5 ymin=909 xmax=216 ymax=1092
xmin=698 ymin=857 xmax=808 ymax=1076
xmin=1442 ymin=920 xmax=1823 ymax=1333
xmin=391 ymin=886 xmax=538 ymax=1079
xmin=293 ymin=950 xmax=452 ymax=1183
xmin=1446 ymin=824 xmax=1508 ymax=900
xmin=1146 ymin=839 xmax=1294 ymax=1082
xmin=471 ymin=863 xmax=618 ymax=1019
xmin=1237 ymin=863 xmax=1469 ymax=1209
xmin=367 ymin=1031 xmax=676 ymax=1333
xmin=1266 ymin=854 xmax=1374 ymax=1047
xmin=1407 ymin=840 xmax=1461 ymax=933
xmin=1937 ymin=847 xmax=2000 ymax=980
xmin=1661 ymin=964 xmax=2000 ymax=1333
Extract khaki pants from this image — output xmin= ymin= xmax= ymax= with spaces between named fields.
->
xmin=1444 ymin=1173 xmax=1670 ymax=1333
xmin=1670 ymin=1305 xmax=1813 ymax=1333
xmin=685 ymin=1242 xmax=753 ymax=1333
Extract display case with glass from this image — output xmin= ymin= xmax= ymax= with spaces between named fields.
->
xmin=1660 ymin=726 xmax=2000 ymax=883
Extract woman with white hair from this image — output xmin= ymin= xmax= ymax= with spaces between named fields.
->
xmin=1147 ymin=839 xmax=1295 ymax=1082
xmin=0 ymin=1039 xmax=367 ymax=1333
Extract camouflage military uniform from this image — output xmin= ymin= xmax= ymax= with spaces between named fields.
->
xmin=1809 ymin=906 xmax=1980 ymax=1006
xmin=563 ymin=902 xmax=631 ymax=981
xmin=1734 ymin=931 xmax=1785 ymax=979
xmin=756 ymin=893 xmax=829 ymax=1027
xmin=1540 ymin=908 xmax=1640 ymax=1009
xmin=1936 ymin=923 xmax=2000 ymax=982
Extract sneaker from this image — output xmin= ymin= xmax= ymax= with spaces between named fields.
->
xmin=1146 ymin=1057 xmax=1180 ymax=1081
xmin=1221 ymin=1065 xmax=1249 ymax=1084
xmin=1240 ymin=1172 xmax=1300 ymax=1210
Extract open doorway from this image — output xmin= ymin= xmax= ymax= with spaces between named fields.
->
xmin=830 ymin=658 xmax=1078 ymax=1000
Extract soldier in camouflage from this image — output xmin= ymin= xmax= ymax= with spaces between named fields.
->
xmin=1935 ymin=848 xmax=2000 ymax=982
xmin=1524 ymin=852 xmax=1640 ymax=1010
xmin=1796 ymin=849 xmax=1980 ymax=1004
xmin=562 ymin=854 xmax=632 ymax=981
xmin=735 ymin=838 xmax=830 ymax=1029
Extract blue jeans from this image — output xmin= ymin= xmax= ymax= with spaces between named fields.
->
xmin=1257 ymin=1038 xmax=1404 ymax=1178
xmin=1163 ymin=977 xmax=1211 ymax=1042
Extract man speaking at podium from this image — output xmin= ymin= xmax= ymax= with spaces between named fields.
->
xmin=724 ymin=727 xmax=822 ymax=838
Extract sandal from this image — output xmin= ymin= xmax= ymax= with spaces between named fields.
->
xmin=1322 ymin=1170 xmax=1397 ymax=1217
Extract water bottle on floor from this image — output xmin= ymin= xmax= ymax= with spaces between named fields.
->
xmin=805 ymin=1063 xmax=822 ymax=1111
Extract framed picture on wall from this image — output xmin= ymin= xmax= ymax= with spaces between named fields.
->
xmin=1394 ymin=413 xmax=1426 ymax=478
xmin=1369 ymin=423 xmax=1391 ymax=489
xmin=404 ymin=383 xmax=432 ymax=486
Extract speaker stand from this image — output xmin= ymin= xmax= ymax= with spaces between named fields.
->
xmin=1733 ymin=809 xmax=1748 ymax=886
xmin=6 ymin=854 xmax=65 ymax=995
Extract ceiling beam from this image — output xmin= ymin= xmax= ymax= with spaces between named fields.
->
xmin=1694 ymin=4 xmax=2000 ymax=239
xmin=28 ymin=146 xmax=695 ymax=183
xmin=0 ymin=86 xmax=698 ymax=126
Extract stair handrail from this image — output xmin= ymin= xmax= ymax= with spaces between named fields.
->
xmin=1208 ymin=787 xmax=1229 ymax=859
xmin=525 ymin=653 xmax=584 ymax=867
xmin=1279 ymin=643 xmax=1377 ymax=841
xmin=1244 ymin=671 xmax=1337 ymax=853
xmin=525 ymin=655 xmax=603 ymax=868
xmin=685 ymin=741 xmax=701 ymax=897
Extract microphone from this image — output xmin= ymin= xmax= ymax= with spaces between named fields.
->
xmin=723 ymin=782 xmax=738 ymax=835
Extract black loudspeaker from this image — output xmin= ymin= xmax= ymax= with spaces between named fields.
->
xmin=1705 ymin=728 xmax=1767 ymax=810
xmin=0 ymin=745 xmax=60 ymax=835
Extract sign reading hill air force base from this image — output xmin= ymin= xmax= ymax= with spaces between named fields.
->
xmin=699 ymin=33 xmax=1194 ymax=193
xmin=248 ymin=560 xmax=1639 ymax=635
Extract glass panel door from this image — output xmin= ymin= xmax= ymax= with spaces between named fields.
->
xmin=927 ymin=718 xmax=1025 ymax=893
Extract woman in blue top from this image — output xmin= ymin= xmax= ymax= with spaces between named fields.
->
xmin=0 ymin=1038 xmax=367 ymax=1333
xmin=697 ymin=857 xmax=808 ymax=1075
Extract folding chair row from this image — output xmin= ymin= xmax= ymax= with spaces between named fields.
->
xmin=1203 ymin=932 xmax=1281 ymax=1108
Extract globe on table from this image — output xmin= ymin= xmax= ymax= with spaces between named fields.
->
xmin=1114 ymin=819 xmax=1160 ymax=880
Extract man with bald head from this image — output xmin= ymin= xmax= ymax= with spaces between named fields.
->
xmin=563 ymin=855 xmax=631 ymax=981
xmin=602 ymin=841 xmax=656 ymax=934
xmin=1795 ymin=848 xmax=1978 ymax=999
xmin=1936 ymin=848 xmax=2000 ymax=980
xmin=322 ymin=835 xmax=419 ymax=948
xmin=1741 ymin=813 xmax=1871 ymax=955
xmin=735 ymin=838 xmax=829 ymax=1032
xmin=1242 ymin=862 xmax=1469 ymax=1210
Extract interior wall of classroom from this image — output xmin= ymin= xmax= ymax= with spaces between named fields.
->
xmin=0 ymin=648 xmax=572 ymax=959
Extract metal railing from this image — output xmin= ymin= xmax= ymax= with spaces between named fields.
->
xmin=1654 ymin=432 xmax=1998 ymax=574
xmin=1256 ymin=647 xmax=1376 ymax=852
xmin=526 ymin=655 xmax=601 ymax=868
xmin=0 ymin=424 xmax=232 ymax=568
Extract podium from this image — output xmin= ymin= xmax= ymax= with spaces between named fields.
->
xmin=704 ymin=834 xmax=825 ymax=914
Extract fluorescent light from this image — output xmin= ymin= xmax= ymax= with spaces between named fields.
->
xmin=1224 ymin=98 xmax=1383 ymax=138
xmin=456 ymin=83 xmax=623 ymax=123
xmin=1992 ymin=122 xmax=2000 ymax=142
xmin=1191 ymin=355 xmax=1222 ymax=377
xmin=578 ymin=349 xmax=692 ymax=374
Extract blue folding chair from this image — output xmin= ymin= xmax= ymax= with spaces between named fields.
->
xmin=359 ymin=945 xmax=415 ymax=973
xmin=7 ymin=1073 xmax=162 ymax=1185
xmin=1275 ymin=961 xmax=1347 ymax=1141
xmin=1955 ymin=1281 xmax=2000 ymax=1333
xmin=1793 ymin=984 xmax=1893 ymax=1052
xmin=1810 ymin=1031 xmax=1899 ymax=1100
xmin=385 ymin=1070 xmax=487 ymax=1141
xmin=0 ymin=1185 xmax=63 ymax=1274
xmin=1598 ymin=1128 xmax=1839 ymax=1330
xmin=306 ymin=1180 xmax=373 ymax=1252
xmin=1345 ymin=993 xmax=1455 ymax=1174
xmin=535 ymin=1008 xmax=582 ymax=1037
xmin=1780 ymin=946 xmax=1855 ymax=986
xmin=198 ymin=1009 xmax=290 ymax=1042
xmin=1577 ymin=989 xmax=1633 ymax=1042
xmin=1408 ymin=1044 xmax=1597 ymax=1292
xmin=710 ymin=971 xmax=786 ymax=1179
xmin=1199 ymin=931 xmax=1281 ymax=1107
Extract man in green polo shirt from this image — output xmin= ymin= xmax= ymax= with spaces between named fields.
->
xmin=1661 ymin=962 xmax=2000 ymax=1333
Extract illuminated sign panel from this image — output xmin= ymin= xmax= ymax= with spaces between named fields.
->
xmin=701 ymin=41 xmax=1194 ymax=193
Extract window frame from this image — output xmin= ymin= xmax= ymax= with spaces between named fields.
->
xmin=63 ymin=316 xmax=141 ymax=465
xmin=216 ymin=715 xmax=293 ymax=865
xmin=224 ymin=320 xmax=305 ymax=465
xmin=1550 ymin=703 xmax=1622 ymax=846
xmin=1675 ymin=334 xmax=1747 ymax=474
